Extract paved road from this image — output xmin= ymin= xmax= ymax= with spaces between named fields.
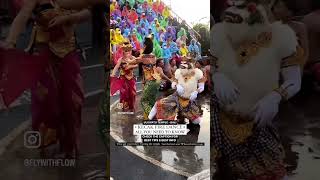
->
xmin=111 ymin=85 xmax=320 ymax=180
xmin=110 ymin=137 xmax=187 ymax=180
xmin=278 ymin=92 xmax=320 ymax=179
xmin=0 ymin=93 xmax=106 ymax=180
xmin=110 ymin=83 xmax=210 ymax=179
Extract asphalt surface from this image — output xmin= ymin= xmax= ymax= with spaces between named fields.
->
xmin=110 ymin=137 xmax=187 ymax=180
xmin=110 ymin=80 xmax=211 ymax=179
xmin=0 ymin=93 xmax=106 ymax=180
xmin=278 ymin=92 xmax=320 ymax=179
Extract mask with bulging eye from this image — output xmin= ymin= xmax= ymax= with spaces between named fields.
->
xmin=179 ymin=62 xmax=192 ymax=70
xmin=223 ymin=11 xmax=244 ymax=24
xmin=223 ymin=0 xmax=266 ymax=25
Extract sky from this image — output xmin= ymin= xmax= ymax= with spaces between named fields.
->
xmin=161 ymin=0 xmax=210 ymax=26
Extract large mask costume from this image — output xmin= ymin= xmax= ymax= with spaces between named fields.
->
xmin=211 ymin=0 xmax=303 ymax=179
xmin=148 ymin=60 xmax=205 ymax=124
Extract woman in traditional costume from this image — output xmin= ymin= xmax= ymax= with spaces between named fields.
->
xmin=54 ymin=0 xmax=109 ymax=176
xmin=1 ymin=0 xmax=90 ymax=158
xmin=138 ymin=37 xmax=162 ymax=120
xmin=111 ymin=43 xmax=138 ymax=112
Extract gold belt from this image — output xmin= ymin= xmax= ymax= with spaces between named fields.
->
xmin=178 ymin=96 xmax=190 ymax=108
xmin=220 ymin=110 xmax=253 ymax=123
xmin=219 ymin=110 xmax=255 ymax=144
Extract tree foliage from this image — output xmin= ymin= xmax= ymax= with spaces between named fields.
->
xmin=192 ymin=23 xmax=210 ymax=56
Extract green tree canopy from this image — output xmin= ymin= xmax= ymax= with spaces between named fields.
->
xmin=192 ymin=23 xmax=210 ymax=56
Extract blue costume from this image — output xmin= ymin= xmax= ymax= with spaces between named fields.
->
xmin=169 ymin=42 xmax=179 ymax=54
xmin=162 ymin=44 xmax=172 ymax=63
xmin=137 ymin=4 xmax=144 ymax=14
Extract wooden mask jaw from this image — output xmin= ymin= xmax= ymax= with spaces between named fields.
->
xmin=224 ymin=1 xmax=266 ymax=26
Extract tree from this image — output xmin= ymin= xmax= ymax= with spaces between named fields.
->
xmin=192 ymin=23 xmax=210 ymax=56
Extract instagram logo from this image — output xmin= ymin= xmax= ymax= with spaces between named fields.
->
xmin=117 ymin=102 xmax=123 ymax=109
xmin=24 ymin=131 xmax=41 ymax=148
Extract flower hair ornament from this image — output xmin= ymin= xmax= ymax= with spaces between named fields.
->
xmin=121 ymin=41 xmax=133 ymax=52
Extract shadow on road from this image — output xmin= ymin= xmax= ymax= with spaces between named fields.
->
xmin=0 ymin=94 xmax=106 ymax=180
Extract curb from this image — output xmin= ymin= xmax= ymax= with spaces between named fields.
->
xmin=0 ymin=119 xmax=31 ymax=156
xmin=187 ymin=169 xmax=210 ymax=180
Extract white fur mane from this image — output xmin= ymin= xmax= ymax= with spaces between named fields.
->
xmin=211 ymin=20 xmax=298 ymax=115
xmin=175 ymin=68 xmax=203 ymax=99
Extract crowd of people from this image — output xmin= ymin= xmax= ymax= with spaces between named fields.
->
xmin=110 ymin=0 xmax=210 ymax=120
xmin=110 ymin=0 xmax=204 ymax=69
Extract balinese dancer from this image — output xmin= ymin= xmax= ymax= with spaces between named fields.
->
xmin=1 ymin=0 xmax=90 ymax=158
xmin=138 ymin=36 xmax=162 ymax=120
xmin=111 ymin=42 xmax=138 ymax=112
xmin=148 ymin=60 xmax=205 ymax=124
xmin=55 ymin=0 xmax=109 ymax=176
xmin=211 ymin=1 xmax=303 ymax=179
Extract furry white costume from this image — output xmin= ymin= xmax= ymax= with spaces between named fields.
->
xmin=148 ymin=61 xmax=205 ymax=124
xmin=174 ymin=67 xmax=204 ymax=100
xmin=211 ymin=1 xmax=303 ymax=179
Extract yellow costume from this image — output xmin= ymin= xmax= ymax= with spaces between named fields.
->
xmin=162 ymin=7 xmax=170 ymax=19
xmin=180 ymin=46 xmax=189 ymax=57
xmin=113 ymin=28 xmax=126 ymax=45
xmin=110 ymin=1 xmax=116 ymax=13
xmin=147 ymin=0 xmax=153 ymax=6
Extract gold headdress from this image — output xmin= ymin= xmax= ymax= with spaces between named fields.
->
xmin=121 ymin=41 xmax=133 ymax=51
